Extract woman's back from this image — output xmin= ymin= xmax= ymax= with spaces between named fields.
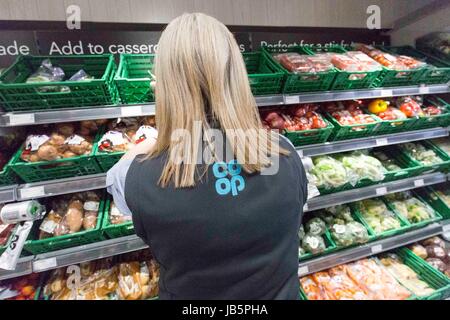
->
xmin=123 ymin=137 xmax=306 ymax=299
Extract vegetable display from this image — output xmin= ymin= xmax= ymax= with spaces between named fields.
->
xmin=379 ymin=253 xmax=435 ymax=297
xmin=401 ymin=142 xmax=443 ymax=166
xmin=323 ymin=101 xmax=377 ymax=128
xmin=299 ymin=217 xmax=327 ymax=255
xmin=261 ymin=104 xmax=327 ymax=132
xmin=436 ymin=188 xmax=450 ymax=207
xmin=338 ymin=151 xmax=385 ymax=183
xmin=300 ymin=258 xmax=411 ymax=300
xmin=42 ymin=250 xmax=159 ymax=300
xmin=0 ymin=273 xmax=40 ymax=300
xmin=310 ymin=155 xmax=354 ymax=189
xmin=109 ymin=201 xmax=132 ymax=225
xmin=409 ymin=236 xmax=450 ymax=278
xmin=37 ymin=191 xmax=101 ymax=239
xmin=357 ymin=199 xmax=402 ymax=234
xmin=371 ymin=150 xmax=402 ymax=171
xmin=431 ymin=138 xmax=450 ymax=156
xmin=273 ymin=52 xmax=334 ymax=73
xmin=385 ymin=192 xmax=435 ymax=224
xmin=355 ymin=44 xmax=426 ymax=70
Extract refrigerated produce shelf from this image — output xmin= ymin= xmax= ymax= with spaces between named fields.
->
xmin=0 ymin=84 xmax=448 ymax=126
xmin=298 ymin=220 xmax=450 ymax=277
xmin=297 ymin=127 xmax=449 ymax=157
xmin=305 ymin=172 xmax=448 ymax=212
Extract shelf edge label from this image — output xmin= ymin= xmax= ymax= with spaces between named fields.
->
xmin=121 ymin=106 xmax=143 ymax=117
xmin=414 ymin=179 xmax=425 ymax=187
xmin=371 ymin=244 xmax=383 ymax=254
xmin=379 ymin=89 xmax=392 ymax=97
xmin=9 ymin=114 xmax=35 ymax=125
xmin=376 ymin=187 xmax=387 ymax=196
xmin=419 ymin=87 xmax=430 ymax=94
xmin=284 ymin=95 xmax=300 ymax=104
xmin=442 ymin=224 xmax=450 ymax=233
xmin=33 ymin=257 xmax=57 ymax=272
xmin=298 ymin=265 xmax=309 ymax=276
xmin=376 ymin=138 xmax=388 ymax=146
xmin=19 ymin=186 xmax=45 ymax=199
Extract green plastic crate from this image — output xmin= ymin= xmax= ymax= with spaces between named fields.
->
xmin=383 ymin=192 xmax=443 ymax=230
xmin=414 ymin=96 xmax=450 ymax=129
xmin=284 ymin=117 xmax=334 ymax=147
xmin=0 ymin=55 xmax=119 ymax=112
xmin=299 ymin=229 xmax=336 ymax=261
xmin=403 ymin=246 xmax=450 ymax=282
xmin=352 ymin=199 xmax=411 ymax=239
xmin=115 ymin=54 xmax=155 ymax=104
xmin=9 ymin=133 xmax=103 ymax=183
xmin=93 ymin=131 xmax=125 ymax=172
xmin=0 ymin=154 xmax=19 ymax=186
xmin=23 ymin=195 xmax=106 ymax=254
xmin=395 ymin=248 xmax=450 ymax=300
xmin=397 ymin=140 xmax=450 ymax=174
xmin=371 ymin=147 xmax=423 ymax=182
xmin=325 ymin=112 xmax=381 ymax=141
xmin=101 ymin=197 xmax=135 ymax=239
xmin=262 ymin=46 xmax=337 ymax=93
xmin=381 ymin=46 xmax=450 ymax=85
xmin=244 ymin=51 xmax=285 ymax=95
xmin=305 ymin=45 xmax=382 ymax=90
xmin=374 ymin=116 xmax=418 ymax=136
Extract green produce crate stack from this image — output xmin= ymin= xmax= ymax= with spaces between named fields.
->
xmin=23 ymin=194 xmax=107 ymax=254
xmin=243 ymin=51 xmax=285 ymax=95
xmin=115 ymin=54 xmax=155 ymax=104
xmin=284 ymin=117 xmax=334 ymax=147
xmin=414 ymin=96 xmax=450 ymax=130
xmin=304 ymin=45 xmax=382 ymax=90
xmin=373 ymin=147 xmax=423 ymax=182
xmin=101 ymin=197 xmax=135 ymax=239
xmin=381 ymin=46 xmax=450 ymax=85
xmin=0 ymin=55 xmax=118 ymax=112
xmin=325 ymin=113 xmax=381 ymax=141
xmin=262 ymin=46 xmax=337 ymax=93
xmin=10 ymin=133 xmax=103 ymax=183
xmin=395 ymin=248 xmax=450 ymax=300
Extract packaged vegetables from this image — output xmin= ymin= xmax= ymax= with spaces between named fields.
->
xmin=401 ymin=142 xmax=443 ymax=166
xmin=42 ymin=250 xmax=159 ymax=300
xmin=261 ymin=104 xmax=327 ymax=132
xmin=109 ymin=201 xmax=132 ymax=225
xmin=323 ymin=101 xmax=377 ymax=129
xmin=273 ymin=52 xmax=334 ymax=73
xmin=357 ymin=199 xmax=402 ymax=234
xmin=409 ymin=236 xmax=450 ymax=278
xmin=385 ymin=192 xmax=435 ymax=224
xmin=299 ymin=217 xmax=327 ymax=255
xmin=379 ymin=253 xmax=435 ymax=297
xmin=355 ymin=44 xmax=426 ymax=70
xmin=37 ymin=191 xmax=101 ymax=239
xmin=432 ymin=138 xmax=450 ymax=156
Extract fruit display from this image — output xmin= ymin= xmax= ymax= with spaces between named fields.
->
xmin=37 ymin=191 xmax=102 ymax=239
xmin=98 ymin=116 xmax=157 ymax=153
xmin=410 ymin=236 xmax=450 ymax=278
xmin=0 ymin=273 xmax=40 ymax=300
xmin=322 ymin=100 xmax=377 ymax=128
xmin=272 ymin=52 xmax=334 ymax=73
xmin=20 ymin=121 xmax=105 ymax=163
xmin=356 ymin=199 xmax=402 ymax=234
xmin=355 ymin=44 xmax=426 ymax=70
xmin=261 ymin=104 xmax=327 ymax=132
xmin=385 ymin=192 xmax=436 ymax=224
xmin=109 ymin=201 xmax=132 ymax=225
xmin=42 ymin=250 xmax=159 ymax=300
xmin=379 ymin=253 xmax=436 ymax=297
xmin=400 ymin=142 xmax=444 ymax=166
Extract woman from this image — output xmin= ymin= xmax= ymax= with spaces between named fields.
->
xmin=107 ymin=13 xmax=307 ymax=300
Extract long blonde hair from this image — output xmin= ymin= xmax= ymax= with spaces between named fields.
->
xmin=150 ymin=13 xmax=288 ymax=188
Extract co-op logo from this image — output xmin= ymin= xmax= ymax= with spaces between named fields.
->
xmin=213 ymin=160 xmax=246 ymax=196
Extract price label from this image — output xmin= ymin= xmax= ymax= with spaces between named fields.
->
xmin=414 ymin=179 xmax=425 ymax=187
xmin=442 ymin=224 xmax=450 ymax=233
xmin=376 ymin=138 xmax=388 ymax=146
xmin=121 ymin=106 xmax=143 ymax=117
xmin=284 ymin=95 xmax=300 ymax=104
xmin=379 ymin=89 xmax=392 ymax=97
xmin=9 ymin=113 xmax=35 ymax=125
xmin=419 ymin=86 xmax=430 ymax=94
xmin=33 ymin=257 xmax=57 ymax=272
xmin=376 ymin=187 xmax=387 ymax=196
xmin=298 ymin=266 xmax=309 ymax=276
xmin=303 ymin=203 xmax=309 ymax=211
xmin=371 ymin=244 xmax=383 ymax=254
xmin=19 ymin=186 xmax=45 ymax=199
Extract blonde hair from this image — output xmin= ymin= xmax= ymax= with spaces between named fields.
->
xmin=149 ymin=13 xmax=288 ymax=188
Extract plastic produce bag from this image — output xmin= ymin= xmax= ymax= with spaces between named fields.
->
xmin=401 ymin=142 xmax=443 ymax=166
xmin=0 ymin=221 xmax=33 ymax=270
xmin=301 ymin=233 xmax=326 ymax=254
xmin=330 ymin=224 xmax=353 ymax=247
xmin=26 ymin=59 xmax=65 ymax=92
xmin=311 ymin=156 xmax=353 ymax=189
xmin=339 ymin=152 xmax=385 ymax=182
xmin=357 ymin=199 xmax=401 ymax=234
xmin=305 ymin=217 xmax=326 ymax=236
xmin=60 ymin=69 xmax=94 ymax=93
xmin=347 ymin=221 xmax=369 ymax=244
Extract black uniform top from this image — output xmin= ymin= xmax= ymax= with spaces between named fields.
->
xmin=110 ymin=137 xmax=307 ymax=299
